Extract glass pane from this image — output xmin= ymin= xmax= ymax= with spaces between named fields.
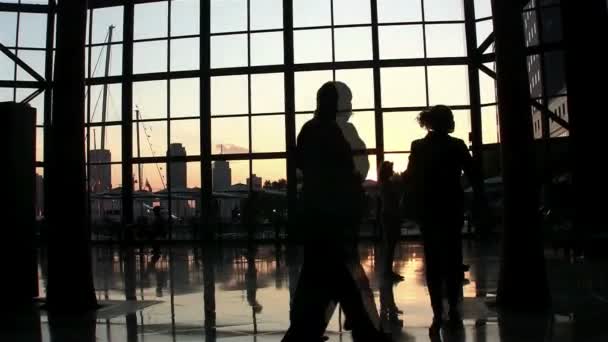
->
xmin=294 ymin=70 xmax=333 ymax=112
xmin=211 ymin=75 xmax=248 ymax=115
xmin=425 ymin=24 xmax=466 ymax=57
xmin=36 ymin=127 xmax=44 ymax=162
xmin=133 ymin=40 xmax=168 ymax=74
xmin=170 ymin=38 xmax=200 ymax=71
xmin=168 ymin=162 xmax=201 ymax=221
xmin=134 ymin=1 xmax=168 ymax=39
xmin=212 ymin=117 xmax=249 ymax=154
xmin=334 ymin=27 xmax=373 ymax=62
xmin=384 ymin=153 xmax=410 ymax=174
xmin=133 ymin=121 xmax=168 ymax=158
xmin=251 ymin=0 xmax=283 ymax=30
xmin=90 ymin=44 xmax=123 ymax=77
xmin=88 ymin=125 xmax=122 ymax=162
xmin=35 ymin=167 xmax=44 ymax=220
xmin=171 ymin=0 xmax=200 ymax=36
xmin=341 ymin=110 xmax=375 ymax=150
xmin=333 ymin=0 xmax=371 ymax=25
xmin=226 ymin=160 xmax=251 ymax=186
xmin=170 ymin=78 xmax=200 ymax=118
xmin=481 ymin=106 xmax=499 ymax=144
xmin=133 ymin=163 xmax=167 ymax=193
xmin=335 ymin=69 xmax=374 ymax=110
xmin=479 ymin=66 xmax=497 ymax=104
xmin=0 ymin=52 xmax=14 ymax=80
xmin=91 ymin=6 xmax=124 ymax=44
xmin=452 ymin=110 xmax=472 ymax=144
xmin=211 ymin=0 xmax=247 ymax=33
xmin=293 ymin=0 xmax=331 ymax=27
xmin=427 ymin=65 xmax=470 ymax=106
xmin=476 ymin=19 xmax=494 ymax=49
xmin=133 ymin=80 xmax=167 ymax=120
xmin=380 ymin=67 xmax=427 ymax=107
xmin=475 ymin=0 xmax=493 ymax=18
xmin=18 ymin=13 xmax=47 ymax=47
xmin=0 ymin=88 xmax=13 ymax=101
xmin=378 ymin=25 xmax=424 ymax=60
xmin=251 ymin=73 xmax=284 ymax=113
xmin=251 ymin=32 xmax=284 ymax=66
xmin=423 ymin=0 xmax=464 ymax=21
xmin=251 ymin=115 xmax=286 ymax=153
xmin=210 ymin=34 xmax=248 ymax=68
xmin=523 ymin=10 xmax=539 ymax=47
xmin=253 ymin=159 xmax=286 ymax=187
xmin=383 ymin=111 xmax=425 ymax=152
xmin=16 ymin=50 xmax=45 ymax=81
xmin=294 ymin=29 xmax=332 ymax=64
xmin=541 ymin=7 xmax=562 ymax=43
xmin=171 ymin=120 xmax=200 ymax=156
xmin=377 ymin=0 xmax=422 ymax=23
xmin=0 ymin=12 xmax=17 ymax=46
xmin=543 ymin=51 xmax=566 ymax=96
xmin=89 ymin=83 xmax=122 ymax=123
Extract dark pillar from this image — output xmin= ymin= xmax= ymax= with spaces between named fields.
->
xmin=200 ymin=0 xmax=213 ymax=239
xmin=491 ymin=0 xmax=550 ymax=310
xmin=202 ymin=244 xmax=217 ymax=339
xmin=562 ymin=0 xmax=608 ymax=248
xmin=46 ymin=0 xmax=98 ymax=312
xmin=283 ymin=0 xmax=297 ymax=239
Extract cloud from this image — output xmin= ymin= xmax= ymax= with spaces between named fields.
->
xmin=214 ymin=144 xmax=249 ymax=154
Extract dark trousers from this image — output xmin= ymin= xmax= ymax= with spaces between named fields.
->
xmin=421 ymin=218 xmax=463 ymax=320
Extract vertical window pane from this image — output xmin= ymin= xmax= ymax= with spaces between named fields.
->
xmin=334 ymin=27 xmax=373 ymax=62
xmin=133 ymin=163 xmax=167 ymax=192
xmin=0 ymin=12 xmax=17 ymax=46
xmin=342 ymin=110 xmax=375 ymax=150
xmin=294 ymin=29 xmax=332 ymax=64
xmin=482 ymin=106 xmax=499 ymax=144
xmin=335 ymin=69 xmax=374 ymax=110
xmin=170 ymin=38 xmax=200 ymax=71
xmin=36 ymin=127 xmax=44 ymax=162
xmin=250 ymin=0 xmax=283 ymax=30
xmin=88 ymin=125 xmax=122 ymax=162
xmin=251 ymin=32 xmax=284 ymax=66
xmin=423 ymin=0 xmax=464 ymax=21
xmin=224 ymin=160 xmax=250 ymax=185
xmin=383 ymin=111 xmax=425 ymax=152
xmin=211 ymin=117 xmax=249 ymax=154
xmin=18 ymin=13 xmax=47 ymax=47
xmin=378 ymin=0 xmax=423 ymax=23
xmin=333 ymin=0 xmax=371 ymax=25
xmin=427 ymin=65 xmax=470 ymax=106
xmin=381 ymin=67 xmax=427 ymax=107
xmin=452 ymin=110 xmax=472 ymax=144
xmin=479 ymin=66 xmax=497 ymax=104
xmin=475 ymin=0 xmax=493 ymax=18
xmin=293 ymin=0 xmax=331 ymax=27
xmin=133 ymin=121 xmax=168 ymax=158
xmin=295 ymin=70 xmax=333 ymax=112
xmin=211 ymin=75 xmax=248 ymax=115
xmin=252 ymin=115 xmax=286 ymax=152
xmin=251 ymin=73 xmax=285 ymax=113
xmin=89 ymin=84 xmax=122 ymax=122
xmin=133 ymin=80 xmax=167 ymax=120
xmin=378 ymin=25 xmax=424 ymax=60
xmin=0 ymin=52 xmax=14 ymax=80
xmin=253 ymin=159 xmax=287 ymax=189
xmin=171 ymin=0 xmax=200 ymax=36
xmin=0 ymin=88 xmax=13 ymax=101
xmin=91 ymin=6 xmax=124 ymax=44
xmin=133 ymin=40 xmax=168 ymax=74
xmin=211 ymin=0 xmax=247 ymax=33
xmin=16 ymin=50 xmax=45 ymax=81
xmin=210 ymin=34 xmax=248 ymax=68
xmin=134 ymin=2 xmax=168 ymax=39
xmin=476 ymin=20 xmax=494 ymax=49
xmin=170 ymin=78 xmax=199 ymax=118
xmin=425 ymin=24 xmax=466 ymax=57
xmin=171 ymin=119 xmax=200 ymax=156
xmin=90 ymin=44 xmax=123 ymax=77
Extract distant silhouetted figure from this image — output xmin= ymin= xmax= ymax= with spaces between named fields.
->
xmin=283 ymin=82 xmax=387 ymax=342
xmin=402 ymin=105 xmax=485 ymax=335
xmin=151 ymin=206 xmax=165 ymax=257
xmin=379 ymin=161 xmax=404 ymax=281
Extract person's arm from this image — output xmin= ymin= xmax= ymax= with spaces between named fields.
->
xmin=460 ymin=141 xmax=489 ymax=227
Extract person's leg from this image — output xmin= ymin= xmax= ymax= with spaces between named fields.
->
xmin=445 ymin=222 xmax=464 ymax=323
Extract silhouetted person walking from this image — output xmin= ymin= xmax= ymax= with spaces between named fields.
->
xmin=379 ymin=161 xmax=404 ymax=281
xmin=283 ymin=82 xmax=387 ymax=342
xmin=402 ymin=105 xmax=485 ymax=336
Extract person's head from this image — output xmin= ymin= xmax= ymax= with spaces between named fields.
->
xmin=417 ymin=105 xmax=455 ymax=134
xmin=153 ymin=206 xmax=161 ymax=217
xmin=379 ymin=161 xmax=394 ymax=183
xmin=315 ymin=82 xmax=339 ymax=122
xmin=335 ymin=81 xmax=353 ymax=124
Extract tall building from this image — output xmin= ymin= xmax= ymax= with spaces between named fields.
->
xmin=168 ymin=143 xmax=187 ymax=190
xmin=247 ymin=174 xmax=262 ymax=190
xmin=523 ymin=1 xmax=568 ymax=139
xmin=89 ymin=149 xmax=111 ymax=192
xmin=213 ymin=160 xmax=231 ymax=191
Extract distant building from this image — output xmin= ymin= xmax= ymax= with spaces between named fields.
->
xmin=213 ymin=160 xmax=231 ymax=191
xmin=247 ymin=174 xmax=262 ymax=190
xmin=167 ymin=143 xmax=187 ymax=190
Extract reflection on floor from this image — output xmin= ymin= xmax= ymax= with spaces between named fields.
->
xmin=6 ymin=240 xmax=608 ymax=341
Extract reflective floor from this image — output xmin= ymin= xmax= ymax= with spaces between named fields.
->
xmin=6 ymin=240 xmax=608 ymax=341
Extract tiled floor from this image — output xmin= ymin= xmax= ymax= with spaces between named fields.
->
xmin=5 ymin=239 xmax=608 ymax=341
